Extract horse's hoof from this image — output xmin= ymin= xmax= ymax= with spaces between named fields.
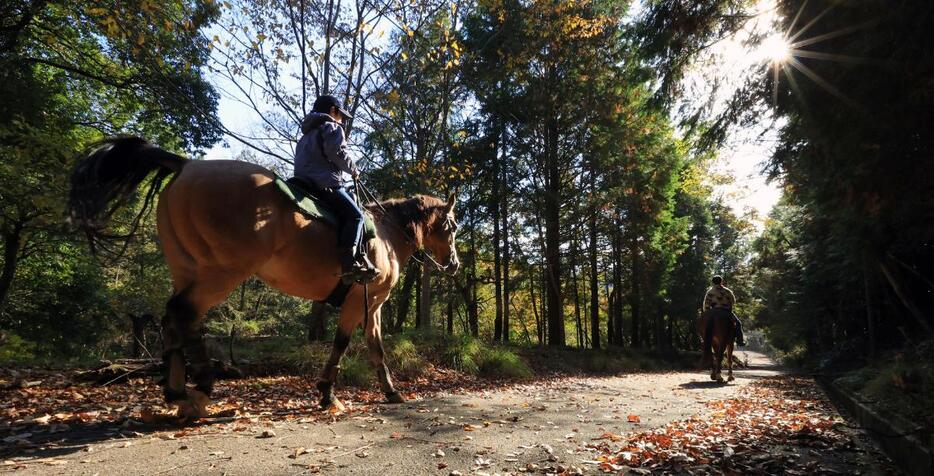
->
xmin=385 ymin=391 xmax=405 ymax=404
xmin=710 ymin=374 xmax=717 ymax=381
xmin=716 ymin=376 xmax=725 ymax=383
xmin=175 ymin=389 xmax=210 ymax=422
xmin=727 ymin=375 xmax=735 ymax=382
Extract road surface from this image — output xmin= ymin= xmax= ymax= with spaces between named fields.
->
xmin=5 ymin=352 xmax=896 ymax=475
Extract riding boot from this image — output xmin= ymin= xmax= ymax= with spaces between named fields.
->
xmin=338 ymin=246 xmax=358 ymax=285
xmin=339 ymin=245 xmax=380 ymax=285
xmin=354 ymin=247 xmax=380 ymax=283
xmin=733 ymin=314 xmax=747 ymax=347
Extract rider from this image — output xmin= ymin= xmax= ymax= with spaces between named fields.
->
xmin=702 ymin=275 xmax=746 ymax=346
xmin=293 ymin=95 xmax=379 ymax=285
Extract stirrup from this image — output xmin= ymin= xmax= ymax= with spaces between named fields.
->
xmin=340 ymin=262 xmax=380 ymax=285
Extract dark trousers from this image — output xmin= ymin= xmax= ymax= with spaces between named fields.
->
xmin=314 ymin=186 xmax=364 ymax=249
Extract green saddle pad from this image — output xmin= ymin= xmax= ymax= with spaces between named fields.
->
xmin=275 ymin=176 xmax=377 ymax=240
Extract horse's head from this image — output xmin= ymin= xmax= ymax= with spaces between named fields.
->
xmin=423 ymin=193 xmax=460 ymax=275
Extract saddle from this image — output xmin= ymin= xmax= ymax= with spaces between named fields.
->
xmin=274 ymin=176 xmax=377 ymax=241
xmin=274 ymin=176 xmax=376 ymax=307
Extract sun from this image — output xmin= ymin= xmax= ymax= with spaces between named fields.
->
xmin=760 ymin=33 xmax=791 ymax=63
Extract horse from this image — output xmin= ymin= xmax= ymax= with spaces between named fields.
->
xmin=697 ymin=307 xmax=736 ymax=383
xmin=67 ymin=137 xmax=460 ymax=420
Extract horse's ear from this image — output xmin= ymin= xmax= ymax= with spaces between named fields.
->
xmin=445 ymin=192 xmax=456 ymax=213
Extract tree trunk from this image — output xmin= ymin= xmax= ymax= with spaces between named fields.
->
xmin=588 ymin=204 xmax=600 ymax=349
xmin=571 ymin=253 xmax=583 ymax=348
xmin=530 ymin=266 xmax=542 ymax=345
xmin=612 ymin=230 xmax=624 ymax=345
xmin=417 ymin=261 xmax=432 ymax=330
xmin=604 ymin=257 xmax=615 ymax=346
xmin=492 ymin=157 xmax=503 ymax=341
xmin=468 ymin=217 xmax=479 ymax=336
xmin=395 ymin=262 xmax=418 ymax=330
xmin=863 ymin=260 xmax=876 ymax=357
xmin=129 ymin=313 xmax=152 ymax=358
xmin=502 ymin=161 xmax=511 ymax=343
xmin=544 ymin=117 xmax=564 ymax=347
xmin=0 ymin=222 xmax=25 ymax=313
xmin=880 ymin=259 xmax=933 ymax=334
xmin=629 ymin=237 xmax=641 ymax=347
xmin=446 ymin=297 xmax=454 ymax=334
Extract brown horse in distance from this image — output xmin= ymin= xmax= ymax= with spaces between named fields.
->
xmin=698 ymin=308 xmax=736 ymax=383
xmin=67 ymin=137 xmax=460 ymax=419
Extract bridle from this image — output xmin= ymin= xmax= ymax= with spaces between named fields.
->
xmin=356 ymin=180 xmax=457 ymax=272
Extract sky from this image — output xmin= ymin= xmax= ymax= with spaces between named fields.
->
xmin=204 ymin=0 xmax=785 ymax=223
xmin=676 ymin=0 xmax=786 ymax=224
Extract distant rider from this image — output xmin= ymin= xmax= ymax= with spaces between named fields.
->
xmin=702 ymin=275 xmax=746 ymax=346
xmin=292 ymin=95 xmax=379 ymax=285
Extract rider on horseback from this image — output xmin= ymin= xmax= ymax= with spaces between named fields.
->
xmin=703 ymin=275 xmax=747 ymax=347
xmin=293 ymin=95 xmax=380 ymax=285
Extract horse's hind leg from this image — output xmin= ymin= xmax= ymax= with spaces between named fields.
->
xmin=161 ymin=292 xmax=194 ymax=404
xmin=364 ymin=306 xmax=403 ymax=403
xmin=162 ymin=272 xmax=243 ymax=420
xmin=714 ymin=344 xmax=725 ymax=383
xmin=727 ymin=344 xmax=735 ymax=382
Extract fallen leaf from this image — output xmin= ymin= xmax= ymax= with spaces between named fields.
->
xmin=289 ymin=447 xmax=309 ymax=459
xmin=595 ymin=432 xmax=624 ymax=442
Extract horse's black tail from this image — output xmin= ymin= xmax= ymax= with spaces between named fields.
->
xmin=67 ymin=136 xmax=188 ymax=258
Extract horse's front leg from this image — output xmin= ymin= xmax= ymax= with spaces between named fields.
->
xmin=364 ymin=307 xmax=404 ymax=403
xmin=317 ymin=328 xmax=350 ymax=411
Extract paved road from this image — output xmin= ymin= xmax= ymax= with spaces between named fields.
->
xmin=10 ymin=352 xmax=894 ymax=475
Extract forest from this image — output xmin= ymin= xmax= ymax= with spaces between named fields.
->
xmin=1 ymin=0 xmax=931 ymax=379
xmin=2 ymin=0 xmax=932 ymax=474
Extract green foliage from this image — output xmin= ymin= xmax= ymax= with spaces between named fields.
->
xmin=283 ymin=342 xmax=328 ymax=375
xmin=338 ymin=353 xmax=374 ymax=387
xmin=738 ymin=0 xmax=934 ymax=356
xmin=386 ymin=337 xmax=429 ymax=380
xmin=477 ymin=347 xmax=532 ymax=379
xmin=442 ymin=333 xmax=484 ymax=375
xmin=0 ymin=333 xmax=37 ymax=363
xmin=0 ymin=0 xmax=222 ymax=362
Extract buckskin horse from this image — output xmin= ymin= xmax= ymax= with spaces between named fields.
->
xmin=698 ymin=308 xmax=736 ymax=383
xmin=67 ymin=137 xmax=460 ymax=419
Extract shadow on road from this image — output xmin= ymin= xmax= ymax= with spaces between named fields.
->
xmin=677 ymin=380 xmax=731 ymax=390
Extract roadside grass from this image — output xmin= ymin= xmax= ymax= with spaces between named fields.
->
xmin=5 ymin=328 xmax=701 ymax=389
xmin=834 ymin=341 xmax=934 ymax=436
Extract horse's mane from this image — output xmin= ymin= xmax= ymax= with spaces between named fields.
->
xmin=368 ymin=195 xmax=447 ymax=244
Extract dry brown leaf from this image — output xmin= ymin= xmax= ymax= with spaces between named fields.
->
xmin=289 ymin=447 xmax=309 ymax=459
